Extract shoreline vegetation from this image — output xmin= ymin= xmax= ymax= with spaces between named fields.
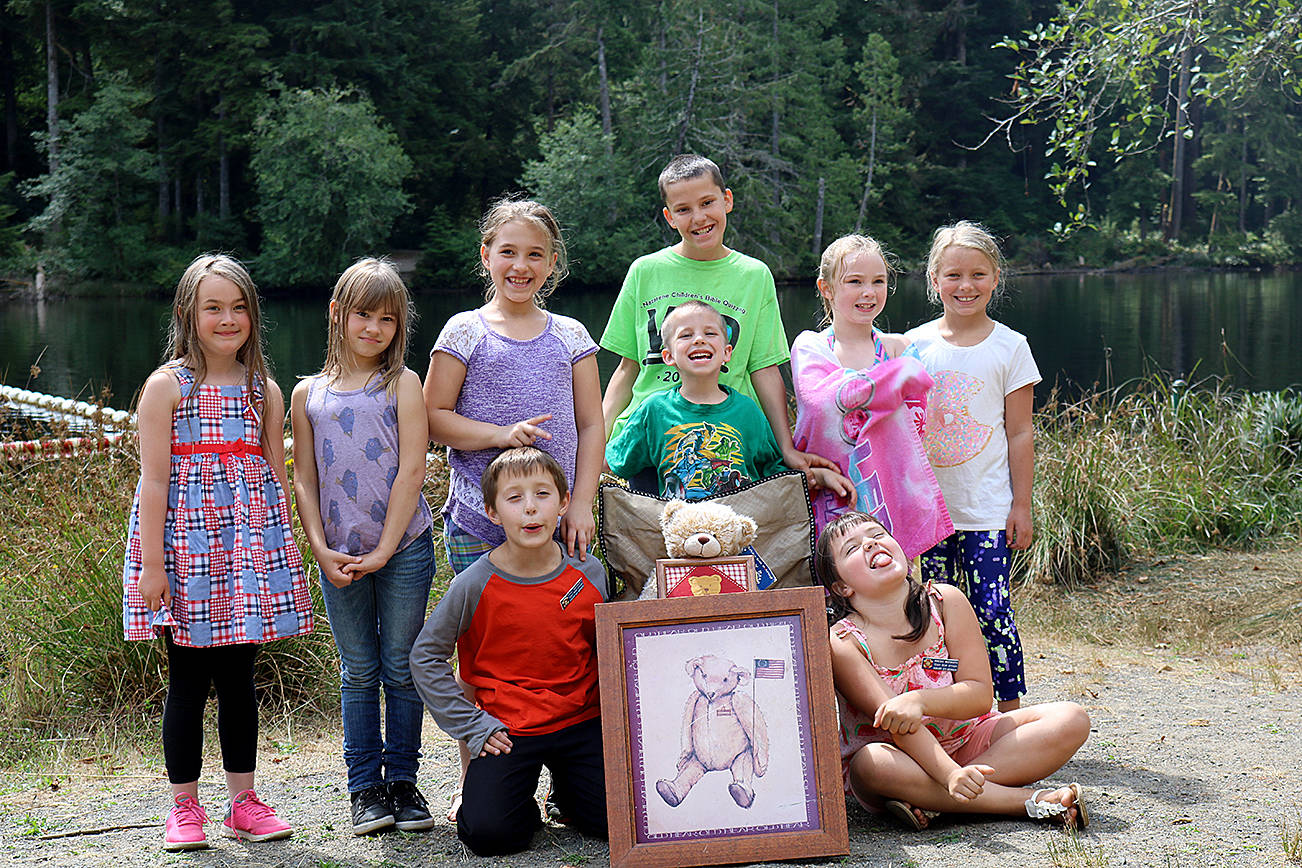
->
xmin=2 ymin=256 xmax=1299 ymax=301
xmin=0 ymin=375 xmax=1299 ymax=764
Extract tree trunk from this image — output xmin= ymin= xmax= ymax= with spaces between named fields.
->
xmin=674 ymin=10 xmax=705 ymax=154
xmin=812 ymin=176 xmax=825 ymax=257
xmin=854 ymin=107 xmax=878 ymax=234
xmin=770 ymin=0 xmax=780 ymax=208
xmin=45 ymin=1 xmax=59 ymax=173
xmin=219 ymin=98 xmax=230 ymax=220
xmin=1167 ymin=43 xmax=1193 ymax=240
xmin=1 ymin=17 xmax=16 ymax=170
xmin=157 ymin=117 xmax=169 ymax=221
xmin=597 ymin=25 xmax=611 ymax=149
xmin=656 ymin=0 xmax=667 ymax=93
xmin=1238 ymin=118 xmax=1247 ymax=234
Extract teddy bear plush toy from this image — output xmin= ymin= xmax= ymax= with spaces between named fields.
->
xmin=638 ymin=500 xmax=763 ymax=600
xmin=661 ymin=499 xmax=758 ymax=559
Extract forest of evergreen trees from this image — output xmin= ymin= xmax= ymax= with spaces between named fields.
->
xmin=1 ymin=0 xmax=1299 ymax=288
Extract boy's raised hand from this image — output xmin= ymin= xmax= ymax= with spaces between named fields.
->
xmin=498 ymin=414 xmax=553 ymax=448
xmin=784 ymin=446 xmax=842 ymax=477
xmin=807 ymin=467 xmax=858 ymax=507
xmin=480 ymin=729 xmax=513 ymax=757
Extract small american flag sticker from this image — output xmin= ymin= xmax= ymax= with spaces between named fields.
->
xmin=753 ymin=658 xmax=785 ymax=679
xmin=559 ymin=577 xmax=585 ymax=610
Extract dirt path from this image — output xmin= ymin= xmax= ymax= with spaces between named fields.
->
xmin=4 ymin=557 xmax=1301 ymax=867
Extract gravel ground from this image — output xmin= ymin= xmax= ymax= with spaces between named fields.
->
xmin=4 ymin=564 xmax=1301 ymax=867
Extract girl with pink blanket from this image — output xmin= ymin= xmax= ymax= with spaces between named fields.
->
xmin=792 ymin=235 xmax=953 ymax=558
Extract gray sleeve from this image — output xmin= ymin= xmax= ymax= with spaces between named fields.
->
xmin=572 ymin=551 xmax=610 ymax=600
xmin=408 ymin=563 xmax=507 ymax=757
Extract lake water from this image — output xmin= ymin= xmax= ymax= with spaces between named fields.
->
xmin=1 ymin=271 xmax=1299 ymax=413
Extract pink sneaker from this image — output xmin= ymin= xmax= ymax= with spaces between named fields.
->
xmin=222 ymin=789 xmax=293 ymax=842
xmin=163 ymin=792 xmax=209 ymax=851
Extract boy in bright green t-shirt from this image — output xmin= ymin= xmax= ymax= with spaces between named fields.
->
xmin=599 ymin=154 xmax=834 ymax=480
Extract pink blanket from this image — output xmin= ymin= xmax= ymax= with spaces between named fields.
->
xmin=792 ymin=328 xmax=953 ymax=558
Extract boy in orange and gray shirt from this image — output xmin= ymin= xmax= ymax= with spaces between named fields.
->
xmin=409 ymin=447 xmax=607 ymax=856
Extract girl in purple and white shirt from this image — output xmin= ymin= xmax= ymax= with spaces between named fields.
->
xmin=424 ymin=198 xmax=603 ymax=574
xmin=423 ymin=199 xmax=604 ymax=823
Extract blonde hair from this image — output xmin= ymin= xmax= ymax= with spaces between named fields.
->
xmin=478 ymin=197 xmax=569 ymax=305
xmin=659 ymin=299 xmax=727 ymax=346
xmin=925 ymin=220 xmax=1005 ymax=305
xmin=320 ymin=257 xmax=414 ymax=395
xmin=815 ymin=234 xmax=896 ymax=327
xmin=165 ymin=253 xmax=271 ymax=446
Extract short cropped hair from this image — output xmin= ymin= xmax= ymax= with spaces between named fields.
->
xmin=481 ymin=446 xmax=569 ymax=508
xmin=658 ymin=154 xmax=726 ymax=203
xmin=659 ymin=299 xmax=728 ymax=347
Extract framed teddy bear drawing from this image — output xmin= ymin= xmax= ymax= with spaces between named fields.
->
xmin=655 ymin=556 xmax=756 ymax=598
xmin=595 ymin=587 xmax=848 ymax=868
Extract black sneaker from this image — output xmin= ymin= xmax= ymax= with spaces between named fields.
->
xmin=389 ymin=780 xmax=435 ymax=832
xmin=350 ymin=785 xmax=395 ymax=835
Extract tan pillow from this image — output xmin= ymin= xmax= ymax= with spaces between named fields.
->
xmin=598 ymin=471 xmax=815 ymax=598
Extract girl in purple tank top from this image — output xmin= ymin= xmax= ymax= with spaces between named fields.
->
xmin=815 ymin=511 xmax=1091 ymax=833
xmin=291 ymin=258 xmax=436 ymax=836
xmin=424 ymin=197 xmax=603 ymax=572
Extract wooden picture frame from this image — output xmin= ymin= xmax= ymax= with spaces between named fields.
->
xmin=595 ymin=587 xmax=848 ymax=868
xmin=655 ymin=555 xmax=756 ymax=598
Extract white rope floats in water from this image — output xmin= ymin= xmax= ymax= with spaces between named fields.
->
xmin=0 ymin=384 xmax=135 ymax=428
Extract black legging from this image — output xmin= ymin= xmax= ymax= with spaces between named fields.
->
xmin=162 ymin=633 xmax=259 ymax=784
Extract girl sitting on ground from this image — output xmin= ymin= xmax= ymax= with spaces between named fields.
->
xmin=815 ymin=511 xmax=1090 ymax=830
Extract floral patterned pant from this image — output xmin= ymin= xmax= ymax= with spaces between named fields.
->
xmin=920 ymin=530 xmax=1026 ymax=702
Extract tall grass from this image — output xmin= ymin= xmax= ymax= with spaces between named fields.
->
xmin=0 ymin=447 xmax=452 ymax=763
xmin=1024 ymin=377 xmax=1302 ymax=586
xmin=2 ymin=381 xmax=1298 ymax=753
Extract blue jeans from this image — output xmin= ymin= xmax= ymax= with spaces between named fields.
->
xmin=320 ymin=530 xmax=435 ymax=792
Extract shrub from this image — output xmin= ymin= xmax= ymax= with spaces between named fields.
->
xmin=1022 ymin=378 xmax=1302 ymax=585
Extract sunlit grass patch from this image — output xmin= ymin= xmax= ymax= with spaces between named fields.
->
xmin=0 ymin=447 xmax=455 ymax=763
xmin=1047 ymin=829 xmax=1110 ymax=868
xmin=1023 ymin=378 xmax=1302 ymax=587
xmin=1283 ymin=808 xmax=1302 ymax=863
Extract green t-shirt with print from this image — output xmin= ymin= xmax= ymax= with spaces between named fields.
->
xmin=599 ymin=247 xmax=790 ymax=440
xmin=605 ymin=386 xmax=787 ymax=499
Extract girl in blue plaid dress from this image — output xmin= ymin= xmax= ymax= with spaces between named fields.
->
xmin=122 ymin=254 xmax=313 ymax=851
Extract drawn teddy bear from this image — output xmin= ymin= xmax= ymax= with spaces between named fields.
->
xmin=655 ymin=654 xmax=769 ymax=809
